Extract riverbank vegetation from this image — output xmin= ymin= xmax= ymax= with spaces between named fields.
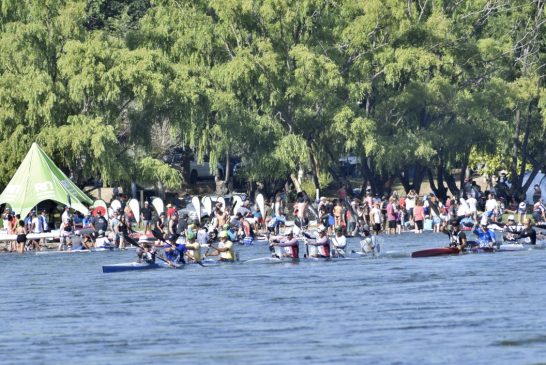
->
xmin=0 ymin=0 xmax=544 ymax=199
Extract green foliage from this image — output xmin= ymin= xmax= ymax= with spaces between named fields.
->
xmin=0 ymin=0 xmax=544 ymax=197
xmin=137 ymin=157 xmax=182 ymax=190
xmin=300 ymin=172 xmax=333 ymax=196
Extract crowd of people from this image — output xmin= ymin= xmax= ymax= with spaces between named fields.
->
xmin=2 ymin=178 xmax=545 ymax=260
xmin=305 ymin=180 xmax=546 ymax=239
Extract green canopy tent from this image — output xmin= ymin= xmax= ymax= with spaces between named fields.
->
xmin=0 ymin=143 xmax=93 ymax=217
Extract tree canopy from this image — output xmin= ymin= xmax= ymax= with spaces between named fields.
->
xmin=0 ymin=0 xmax=544 ymax=199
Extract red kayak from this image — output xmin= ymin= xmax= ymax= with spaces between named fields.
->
xmin=411 ymin=247 xmax=460 ymax=258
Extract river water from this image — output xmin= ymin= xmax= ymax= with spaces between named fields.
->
xmin=2 ymin=231 xmax=546 ymax=365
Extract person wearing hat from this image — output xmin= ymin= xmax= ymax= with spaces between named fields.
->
xmin=503 ymin=214 xmax=523 ymax=242
xmin=166 ymin=203 xmax=176 ymax=218
xmin=137 ymin=242 xmax=156 ymax=264
xmin=205 ymin=230 xmax=236 ymax=262
xmin=222 ymin=222 xmax=237 ymax=242
xmin=184 ymin=231 xmax=202 ymax=263
xmin=304 ymin=225 xmax=331 ymax=258
xmin=441 ymin=218 xmax=468 ymax=252
xmin=269 ymin=229 xmax=299 ymax=259
xmin=331 ymin=226 xmax=347 ymax=257
xmin=473 ymin=221 xmax=496 ymax=249
xmin=141 ymin=201 xmax=153 ymax=233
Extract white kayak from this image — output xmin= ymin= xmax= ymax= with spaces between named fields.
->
xmin=497 ymin=243 xmax=527 ymax=252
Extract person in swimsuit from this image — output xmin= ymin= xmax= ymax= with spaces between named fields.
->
xmin=15 ymin=220 xmax=27 ymax=253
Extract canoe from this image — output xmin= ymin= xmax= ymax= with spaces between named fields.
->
xmin=36 ymin=249 xmax=92 ymax=255
xmin=102 ymin=261 xmax=184 ymax=273
xmin=411 ymin=247 xmax=460 ymax=258
xmin=242 ymin=256 xmax=356 ymax=264
xmin=102 ymin=262 xmax=161 ymax=273
xmin=497 ymin=243 xmax=526 ymax=252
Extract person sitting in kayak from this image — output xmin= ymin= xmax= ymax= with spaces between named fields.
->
xmin=305 ymin=225 xmax=331 ymax=258
xmin=503 ymin=215 xmax=523 ymax=242
xmin=206 ymin=230 xmax=236 ymax=262
xmin=269 ymin=229 xmax=299 ymax=259
xmin=473 ymin=223 xmax=496 ymax=248
xmin=137 ymin=242 xmax=156 ymax=264
xmin=442 ymin=219 xmax=468 ymax=252
xmin=164 ymin=242 xmax=187 ymax=265
xmin=359 ymin=226 xmax=379 ymax=255
xmin=517 ymin=218 xmax=537 ymax=245
xmin=331 ymin=226 xmax=347 ymax=257
xmin=184 ymin=232 xmax=202 ymax=263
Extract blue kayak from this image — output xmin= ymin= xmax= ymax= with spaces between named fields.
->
xmin=102 ymin=262 xmax=161 ymax=273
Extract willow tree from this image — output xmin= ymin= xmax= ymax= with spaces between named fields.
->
xmin=337 ymin=0 xmax=513 ymax=197
xmin=0 ymin=1 xmax=181 ymax=191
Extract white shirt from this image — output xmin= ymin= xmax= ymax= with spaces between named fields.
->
xmin=32 ymin=217 xmax=41 ymax=233
xmin=457 ymin=198 xmax=469 ymax=216
xmin=466 ymin=197 xmax=477 ymax=213
xmin=62 ymin=210 xmax=71 ymax=224
xmin=485 ymin=198 xmax=497 ymax=212
xmin=406 ymin=196 xmax=416 ymax=209
xmin=332 ymin=235 xmax=346 ymax=248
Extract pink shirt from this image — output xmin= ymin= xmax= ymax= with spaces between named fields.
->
xmin=413 ymin=206 xmax=425 ymax=221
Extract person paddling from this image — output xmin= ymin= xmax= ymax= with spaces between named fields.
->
xmin=518 ymin=218 xmax=537 ymax=245
xmin=304 ymin=225 xmax=331 ymax=258
xmin=503 ymin=215 xmax=523 ymax=242
xmin=137 ymin=242 xmax=156 ymax=264
xmin=164 ymin=241 xmax=187 ymax=266
xmin=184 ymin=232 xmax=202 ymax=263
xmin=331 ymin=226 xmax=347 ymax=257
xmin=473 ymin=223 xmax=496 ymax=249
xmin=269 ymin=229 xmax=299 ymax=259
xmin=442 ymin=219 xmax=467 ymax=252
xmin=359 ymin=226 xmax=379 ymax=255
xmin=206 ymin=230 xmax=236 ymax=262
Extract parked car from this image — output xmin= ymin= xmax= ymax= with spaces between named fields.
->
xmin=163 ymin=148 xmax=224 ymax=183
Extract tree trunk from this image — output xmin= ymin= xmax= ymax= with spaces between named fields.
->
xmin=444 ymin=171 xmax=460 ymax=198
xmin=510 ymin=108 xmax=522 ymax=193
xmin=398 ymin=170 xmax=411 ymax=192
xmin=516 ymin=104 xmax=532 ymax=195
xmin=427 ymin=168 xmax=438 ymax=193
xmin=290 ymin=173 xmax=303 ymax=193
xmin=413 ymin=164 xmax=426 ymax=193
xmin=459 ymin=151 xmax=470 ymax=191
xmin=307 ymin=146 xmax=321 ymax=190
xmin=223 ymin=150 xmax=231 ymax=184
